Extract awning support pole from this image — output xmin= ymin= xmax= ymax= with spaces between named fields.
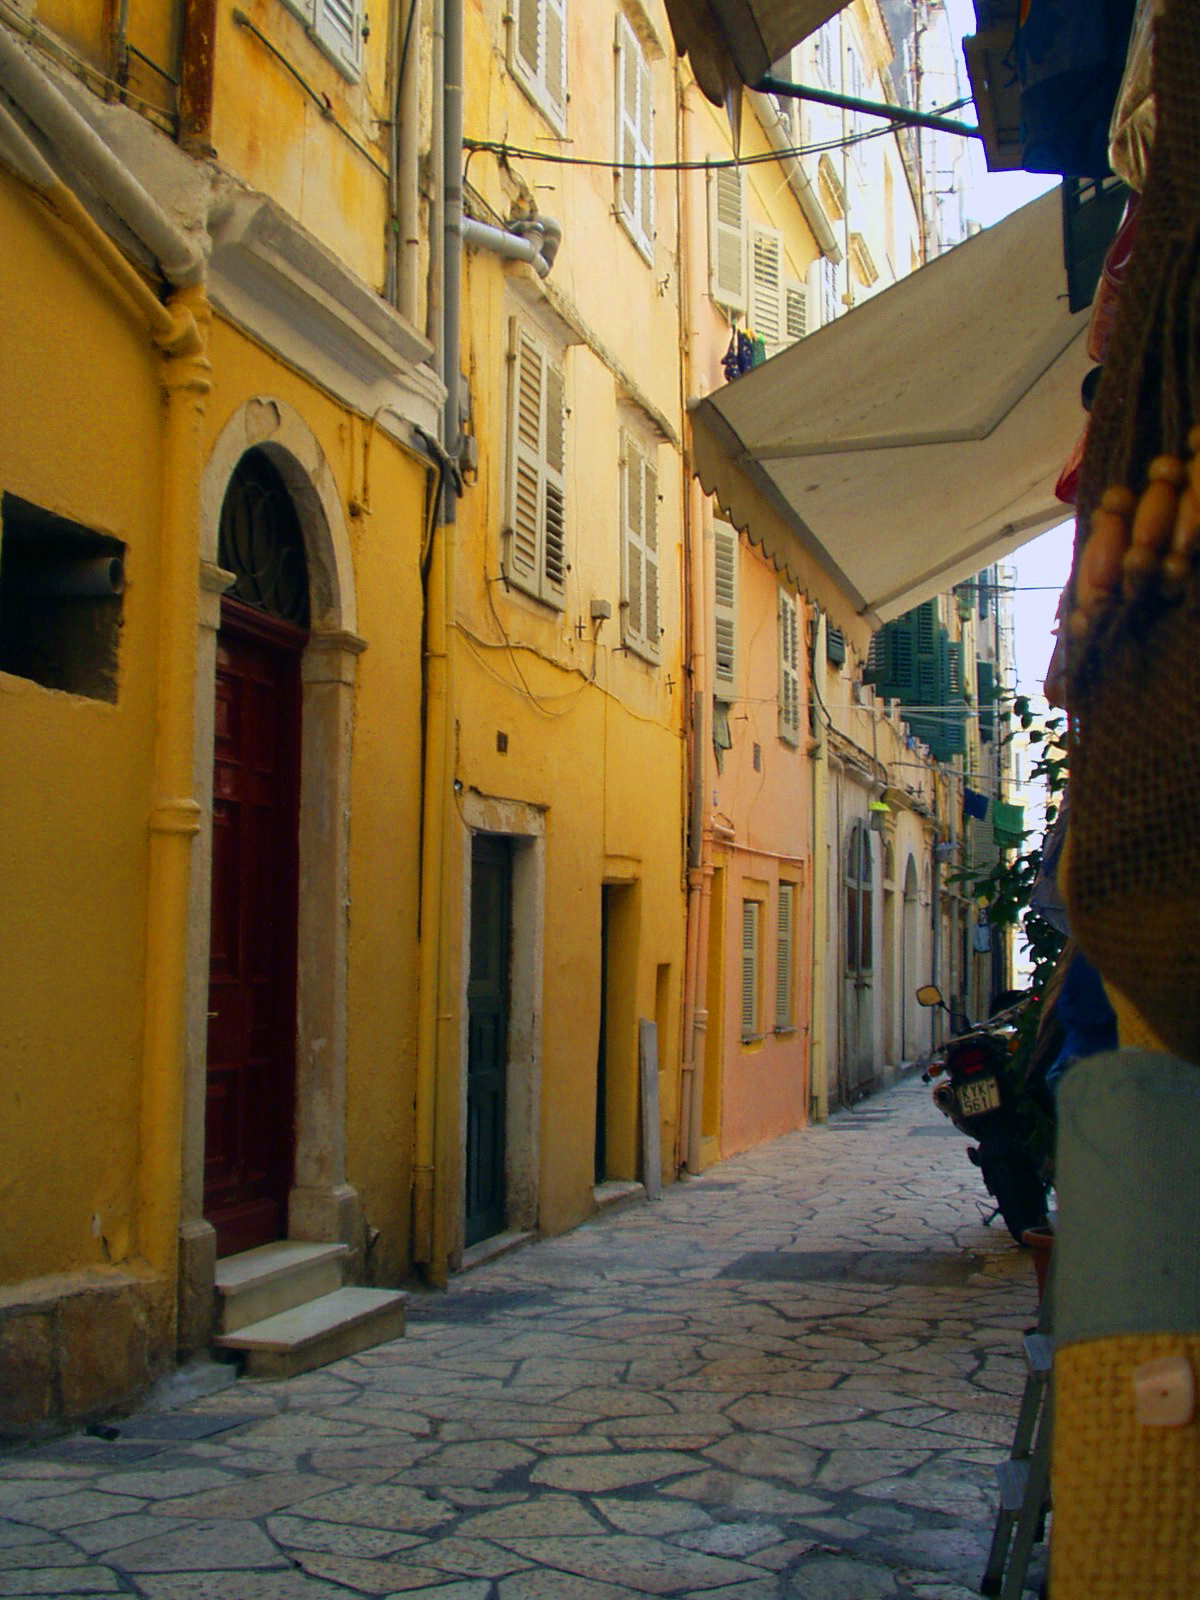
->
xmin=754 ymin=76 xmax=981 ymax=141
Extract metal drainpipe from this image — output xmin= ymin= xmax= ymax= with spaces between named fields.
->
xmin=412 ymin=0 xmax=462 ymax=1281
xmin=809 ymin=611 xmax=829 ymax=1122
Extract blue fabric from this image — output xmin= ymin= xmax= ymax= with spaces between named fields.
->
xmin=963 ymin=786 xmax=989 ymax=821
xmin=1015 ymin=0 xmax=1138 ymax=177
xmin=1045 ymin=951 xmax=1120 ymax=1095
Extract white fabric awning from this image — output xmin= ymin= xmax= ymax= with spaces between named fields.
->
xmin=689 ymin=188 xmax=1090 ymax=642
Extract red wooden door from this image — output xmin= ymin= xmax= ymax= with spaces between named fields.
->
xmin=204 ymin=598 xmax=305 ymax=1258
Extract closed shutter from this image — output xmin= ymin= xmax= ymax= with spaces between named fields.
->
xmin=513 ymin=0 xmax=540 ymax=83
xmin=313 ymin=0 xmax=362 ymax=75
xmin=511 ymin=0 xmax=567 ymax=130
xmin=749 ymin=227 xmax=785 ymax=355
xmin=785 ymin=281 xmax=808 ymax=343
xmin=778 ymin=588 xmax=800 ymax=745
xmin=708 ymin=166 xmax=747 ymax=314
xmin=506 ymin=319 xmax=566 ymax=609
xmin=741 ymin=899 xmax=760 ymax=1040
xmin=775 ymin=883 xmax=794 ymax=1029
xmin=542 ymin=356 xmax=567 ymax=603
xmin=544 ymin=0 xmax=567 ymax=123
xmin=712 ymin=520 xmax=738 ymax=698
xmin=615 ymin=15 xmax=654 ymax=261
xmin=621 ymin=435 xmax=661 ymax=660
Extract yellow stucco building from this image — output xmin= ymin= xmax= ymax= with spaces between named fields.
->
xmin=1 ymin=0 xmax=436 ymax=1426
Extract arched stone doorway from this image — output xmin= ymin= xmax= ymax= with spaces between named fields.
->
xmin=179 ymin=400 xmax=364 ymax=1350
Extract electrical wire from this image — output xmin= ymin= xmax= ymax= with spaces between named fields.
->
xmin=463 ymin=96 xmax=974 ymax=176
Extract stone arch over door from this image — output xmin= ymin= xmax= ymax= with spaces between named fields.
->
xmin=178 ymin=398 xmax=364 ymax=1351
xmin=902 ymin=854 xmax=920 ymax=1058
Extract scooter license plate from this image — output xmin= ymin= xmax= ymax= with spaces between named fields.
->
xmin=957 ymin=1076 xmax=1001 ymax=1117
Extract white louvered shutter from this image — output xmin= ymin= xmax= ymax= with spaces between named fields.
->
xmin=506 ymin=320 xmax=566 ymax=608
xmin=615 ymin=16 xmax=654 ymax=261
xmin=775 ymin=883 xmax=794 ymax=1028
xmin=708 ymin=166 xmax=747 ymax=314
xmin=544 ymin=0 xmax=567 ymax=127
xmin=514 ymin=0 xmax=540 ymax=84
xmin=643 ymin=455 xmax=659 ymax=651
xmin=778 ymin=588 xmax=800 ymax=744
xmin=749 ymin=226 xmax=785 ymax=355
xmin=712 ymin=520 xmax=739 ymax=699
xmin=314 ymin=0 xmax=362 ymax=75
xmin=785 ymin=281 xmax=808 ymax=343
xmin=542 ymin=354 xmax=567 ymax=604
xmin=622 ymin=434 xmax=645 ymax=645
xmin=741 ymin=900 xmax=760 ymax=1040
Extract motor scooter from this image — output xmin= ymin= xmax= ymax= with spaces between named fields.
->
xmin=917 ymin=984 xmax=1049 ymax=1243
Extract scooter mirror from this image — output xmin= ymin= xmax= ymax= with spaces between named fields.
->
xmin=916 ymin=984 xmax=944 ymax=1008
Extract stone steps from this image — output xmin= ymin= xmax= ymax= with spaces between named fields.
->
xmin=213 ymin=1241 xmax=406 ymax=1379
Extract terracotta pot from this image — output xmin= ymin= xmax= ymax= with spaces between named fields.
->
xmin=1022 ymin=1225 xmax=1055 ymax=1303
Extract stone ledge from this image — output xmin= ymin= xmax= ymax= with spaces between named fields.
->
xmin=0 ymin=1265 xmax=170 ymax=1440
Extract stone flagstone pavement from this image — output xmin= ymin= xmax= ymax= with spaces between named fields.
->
xmin=0 ymin=1076 xmax=1046 ymax=1599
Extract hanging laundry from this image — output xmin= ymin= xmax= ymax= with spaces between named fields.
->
xmin=964 ymin=786 xmax=990 ymax=821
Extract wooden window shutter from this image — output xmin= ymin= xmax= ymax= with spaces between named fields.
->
xmin=643 ymin=455 xmax=659 ymax=651
xmin=775 ymin=883 xmax=794 ymax=1029
xmin=542 ymin=354 xmax=567 ymax=604
xmin=708 ymin=166 xmax=747 ymax=314
xmin=712 ymin=520 xmax=738 ymax=698
xmin=749 ymin=226 xmax=785 ymax=354
xmin=544 ymin=0 xmax=567 ymax=124
xmin=514 ymin=0 xmax=540 ymax=84
xmin=313 ymin=0 xmax=362 ymax=75
xmin=638 ymin=47 xmax=654 ymax=247
xmin=778 ymin=589 xmax=800 ymax=745
xmin=506 ymin=319 xmax=544 ymax=596
xmin=741 ymin=899 xmax=760 ymax=1040
xmin=615 ymin=17 xmax=639 ymax=227
xmin=505 ymin=320 xmax=565 ymax=608
xmin=785 ymin=281 xmax=808 ymax=342
xmin=622 ymin=433 xmax=645 ymax=646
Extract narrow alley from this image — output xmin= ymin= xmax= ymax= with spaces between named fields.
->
xmin=0 ymin=1078 xmax=1042 ymax=1599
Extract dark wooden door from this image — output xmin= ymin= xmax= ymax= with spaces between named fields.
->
xmin=204 ymin=599 xmax=305 ymax=1258
xmin=466 ymin=835 xmax=511 ymax=1247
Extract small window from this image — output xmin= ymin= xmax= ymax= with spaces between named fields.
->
xmin=785 ymin=281 xmax=808 ymax=343
xmin=504 ymin=318 xmax=567 ymax=610
xmin=775 ymin=882 xmax=796 ymax=1030
xmin=778 ymin=588 xmax=801 ymax=745
xmin=741 ymin=898 xmax=761 ymax=1042
xmin=615 ymin=14 xmax=654 ymax=263
xmin=510 ymin=0 xmax=568 ymax=133
xmin=0 ymin=494 xmax=125 ymax=702
xmin=820 ymin=255 xmax=840 ymax=327
xmin=620 ymin=429 xmax=660 ymax=661
xmin=280 ymin=0 xmax=364 ymax=79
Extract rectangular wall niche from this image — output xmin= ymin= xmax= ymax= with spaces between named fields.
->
xmin=0 ymin=494 xmax=125 ymax=702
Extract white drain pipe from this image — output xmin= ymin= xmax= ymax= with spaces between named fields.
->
xmin=461 ymin=215 xmax=562 ymax=278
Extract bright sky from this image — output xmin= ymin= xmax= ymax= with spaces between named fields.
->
xmin=940 ymin=0 xmax=1075 ymax=702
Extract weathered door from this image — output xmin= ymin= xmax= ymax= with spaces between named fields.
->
xmin=466 ymin=834 xmax=511 ymax=1246
xmin=204 ymin=600 xmax=304 ymax=1258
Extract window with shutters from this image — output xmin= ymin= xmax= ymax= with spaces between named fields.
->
xmin=778 ymin=588 xmax=801 ymax=745
xmin=775 ymin=882 xmax=796 ymax=1030
xmin=785 ymin=281 xmax=808 ymax=344
xmin=504 ymin=318 xmax=567 ymax=610
xmin=614 ymin=15 xmax=654 ymax=263
xmin=509 ymin=0 xmax=568 ymax=133
xmin=280 ymin=0 xmax=364 ymax=78
xmin=620 ymin=427 xmax=661 ymax=662
xmin=749 ymin=227 xmax=785 ymax=356
xmin=741 ymin=898 xmax=762 ymax=1042
xmin=707 ymin=166 xmax=747 ymax=316
xmin=712 ymin=519 xmax=739 ymax=700
xmin=820 ymin=255 xmax=840 ymax=327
